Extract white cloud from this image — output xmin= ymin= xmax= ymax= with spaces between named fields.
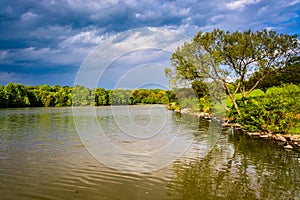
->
xmin=209 ymin=15 xmax=225 ymax=23
xmin=13 ymin=47 xmax=50 ymax=60
xmin=53 ymin=29 xmax=109 ymax=65
xmin=135 ymin=13 xmax=141 ymax=19
xmin=75 ymin=27 xmax=190 ymax=88
xmin=2 ymin=26 xmax=110 ymax=68
xmin=108 ymin=28 xmax=190 ymax=54
xmin=270 ymin=12 xmax=299 ymax=24
xmin=65 ymin=0 xmax=119 ymax=10
xmin=21 ymin=11 xmax=39 ymax=21
xmin=165 ymin=3 xmax=190 ymax=16
xmin=256 ymin=6 xmax=268 ymax=16
xmin=62 ymin=31 xmax=105 ymax=45
xmin=226 ymin=0 xmax=261 ymax=11
xmin=1 ymin=0 xmax=300 ymax=86
xmin=1 ymin=46 xmax=83 ymax=67
xmin=288 ymin=0 xmax=300 ymax=6
xmin=123 ymin=0 xmax=137 ymax=7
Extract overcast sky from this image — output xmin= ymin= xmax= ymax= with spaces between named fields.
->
xmin=0 ymin=0 xmax=299 ymax=88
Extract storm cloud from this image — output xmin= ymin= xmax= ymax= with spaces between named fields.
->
xmin=0 ymin=0 xmax=299 ymax=87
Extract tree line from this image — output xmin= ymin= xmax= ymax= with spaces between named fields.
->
xmin=0 ymin=83 xmax=175 ymax=108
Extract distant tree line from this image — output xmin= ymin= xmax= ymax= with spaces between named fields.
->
xmin=1 ymin=53 xmax=299 ymax=109
xmin=0 ymin=83 xmax=175 ymax=108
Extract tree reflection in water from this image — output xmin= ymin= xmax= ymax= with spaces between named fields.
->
xmin=167 ymin=131 xmax=300 ymax=200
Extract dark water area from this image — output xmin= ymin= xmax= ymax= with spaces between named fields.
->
xmin=0 ymin=106 xmax=299 ymax=200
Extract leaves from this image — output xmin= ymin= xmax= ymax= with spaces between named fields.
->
xmin=237 ymin=84 xmax=300 ymax=134
xmin=0 ymin=83 xmax=173 ymax=107
xmin=166 ymin=29 xmax=300 ymax=115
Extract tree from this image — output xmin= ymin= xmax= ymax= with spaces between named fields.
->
xmin=94 ymin=88 xmax=109 ymax=106
xmin=0 ymin=85 xmax=7 ymax=107
xmin=54 ymin=86 xmax=72 ymax=107
xmin=72 ymin=85 xmax=93 ymax=106
xmin=34 ymin=84 xmax=53 ymax=107
xmin=165 ymin=29 xmax=299 ymax=115
xmin=4 ymin=82 xmax=30 ymax=107
xmin=191 ymin=80 xmax=209 ymax=99
xmin=245 ymin=56 xmax=300 ymax=90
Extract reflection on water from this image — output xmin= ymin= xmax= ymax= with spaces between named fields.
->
xmin=168 ymin=132 xmax=300 ymax=200
xmin=73 ymin=105 xmax=212 ymax=173
xmin=0 ymin=107 xmax=299 ymax=200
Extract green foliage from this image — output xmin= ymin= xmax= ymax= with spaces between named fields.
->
xmin=3 ymin=83 xmax=31 ymax=107
xmin=129 ymin=89 xmax=170 ymax=105
xmin=0 ymin=83 xmax=173 ymax=108
xmin=233 ymin=84 xmax=300 ymax=134
xmin=191 ymin=80 xmax=209 ymax=99
xmin=179 ymin=97 xmax=199 ymax=112
xmin=0 ymin=85 xmax=7 ymax=107
xmin=164 ymin=28 xmax=300 ymax=134
xmin=199 ymin=96 xmax=212 ymax=113
xmin=248 ymin=89 xmax=265 ymax=97
xmin=94 ymin=88 xmax=110 ymax=106
xmin=72 ymin=85 xmax=93 ymax=106
xmin=166 ymin=29 xmax=300 ymax=115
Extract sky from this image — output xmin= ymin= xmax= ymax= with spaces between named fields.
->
xmin=0 ymin=0 xmax=299 ymax=89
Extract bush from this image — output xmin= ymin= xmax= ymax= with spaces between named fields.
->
xmin=235 ymin=84 xmax=300 ymax=134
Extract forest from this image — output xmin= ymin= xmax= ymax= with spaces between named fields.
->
xmin=0 ymin=83 xmax=172 ymax=108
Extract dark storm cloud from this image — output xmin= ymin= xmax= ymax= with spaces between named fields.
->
xmin=0 ymin=0 xmax=299 ymax=86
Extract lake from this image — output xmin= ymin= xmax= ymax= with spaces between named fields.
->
xmin=0 ymin=106 xmax=300 ymax=200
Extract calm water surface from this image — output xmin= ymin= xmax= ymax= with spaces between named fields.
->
xmin=0 ymin=106 xmax=299 ymax=200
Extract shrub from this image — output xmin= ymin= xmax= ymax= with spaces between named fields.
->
xmin=235 ymin=84 xmax=300 ymax=134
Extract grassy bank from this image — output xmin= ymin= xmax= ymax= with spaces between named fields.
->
xmin=168 ymin=84 xmax=300 ymax=136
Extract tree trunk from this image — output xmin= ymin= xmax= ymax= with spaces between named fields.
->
xmin=223 ymin=81 xmax=241 ymax=116
xmin=229 ymin=94 xmax=241 ymax=115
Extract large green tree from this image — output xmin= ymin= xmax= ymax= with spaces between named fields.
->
xmin=93 ymin=88 xmax=109 ymax=106
xmin=3 ymin=82 xmax=31 ymax=107
xmin=165 ymin=29 xmax=299 ymax=115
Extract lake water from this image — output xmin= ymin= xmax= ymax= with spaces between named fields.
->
xmin=0 ymin=106 xmax=300 ymax=200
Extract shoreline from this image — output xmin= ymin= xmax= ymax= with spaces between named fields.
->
xmin=173 ymin=108 xmax=300 ymax=151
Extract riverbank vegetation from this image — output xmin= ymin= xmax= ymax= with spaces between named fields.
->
xmin=0 ymin=83 xmax=174 ymax=108
xmin=229 ymin=84 xmax=300 ymax=135
xmin=165 ymin=29 xmax=300 ymax=135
